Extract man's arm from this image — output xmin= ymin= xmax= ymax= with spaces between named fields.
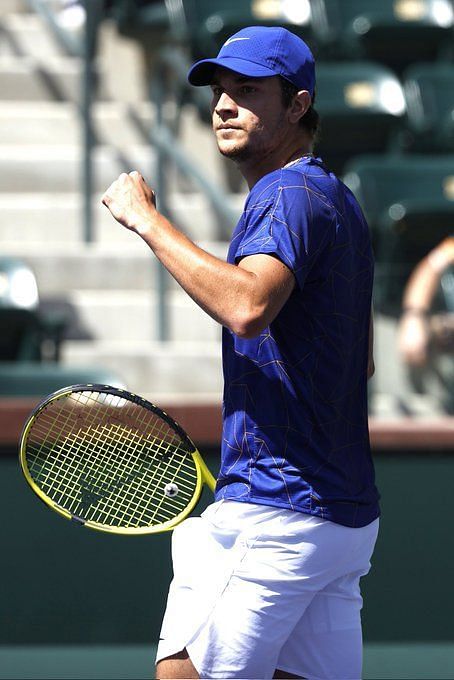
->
xmin=102 ymin=172 xmax=295 ymax=338
xmin=401 ymin=236 xmax=454 ymax=313
xmin=398 ymin=236 xmax=454 ymax=366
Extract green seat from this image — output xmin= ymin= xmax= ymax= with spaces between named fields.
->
xmin=0 ymin=309 xmax=43 ymax=361
xmin=111 ymin=0 xmax=315 ymax=51
xmin=108 ymin=0 xmax=171 ymax=37
xmin=0 ymin=257 xmax=42 ymax=361
xmin=311 ymin=0 xmax=454 ymax=74
xmin=314 ymin=61 xmax=406 ymax=174
xmin=0 ymin=257 xmax=71 ymax=362
xmin=181 ymin=0 xmax=315 ymax=60
xmin=0 ymin=362 xmax=126 ymax=397
xmin=0 ymin=256 xmax=38 ymax=310
xmin=403 ymin=62 xmax=454 ymax=152
xmin=343 ymin=155 xmax=454 ymax=315
xmin=0 ymin=264 xmax=126 ymax=398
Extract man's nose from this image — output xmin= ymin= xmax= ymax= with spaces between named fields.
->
xmin=215 ymin=92 xmax=237 ymax=115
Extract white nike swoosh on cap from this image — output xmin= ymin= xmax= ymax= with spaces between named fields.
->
xmin=223 ymin=37 xmax=250 ymax=46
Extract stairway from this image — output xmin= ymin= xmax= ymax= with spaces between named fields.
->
xmin=0 ymin=1 xmax=245 ymax=399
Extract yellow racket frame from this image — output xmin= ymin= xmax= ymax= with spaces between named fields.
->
xmin=19 ymin=385 xmax=217 ymax=535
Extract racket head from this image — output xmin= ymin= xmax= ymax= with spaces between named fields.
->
xmin=19 ymin=384 xmax=215 ymax=535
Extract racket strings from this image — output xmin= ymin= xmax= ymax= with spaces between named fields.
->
xmin=24 ymin=390 xmax=200 ymax=529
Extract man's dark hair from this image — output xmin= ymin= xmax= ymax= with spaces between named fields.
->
xmin=279 ymin=77 xmax=320 ymax=143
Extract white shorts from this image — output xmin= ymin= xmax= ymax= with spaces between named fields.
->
xmin=156 ymin=500 xmax=379 ymax=679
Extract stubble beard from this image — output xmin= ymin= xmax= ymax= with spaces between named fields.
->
xmin=216 ymin=117 xmax=287 ymax=165
xmin=216 ymin=134 xmax=254 ymax=163
xmin=216 ymin=129 xmax=272 ymax=166
xmin=219 ymin=144 xmax=252 ymax=163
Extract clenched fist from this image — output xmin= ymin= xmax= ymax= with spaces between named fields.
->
xmin=102 ymin=171 xmax=157 ymax=236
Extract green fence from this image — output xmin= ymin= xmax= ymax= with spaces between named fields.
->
xmin=1 ymin=449 xmax=454 ymax=676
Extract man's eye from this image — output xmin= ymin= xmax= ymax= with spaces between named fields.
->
xmin=240 ymin=86 xmax=255 ymax=94
xmin=211 ymin=87 xmax=223 ymax=97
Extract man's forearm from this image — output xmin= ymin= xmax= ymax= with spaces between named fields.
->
xmin=138 ymin=211 xmax=258 ymax=334
xmin=102 ymin=171 xmax=295 ymax=338
xmin=403 ymin=237 xmax=454 ymax=313
xmin=402 ymin=258 xmax=440 ymax=311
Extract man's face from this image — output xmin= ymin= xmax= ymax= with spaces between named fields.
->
xmin=210 ymin=69 xmax=290 ymax=162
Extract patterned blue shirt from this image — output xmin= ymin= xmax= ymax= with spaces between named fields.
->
xmin=216 ymin=156 xmax=380 ymax=528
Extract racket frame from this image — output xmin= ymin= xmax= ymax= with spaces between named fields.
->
xmin=19 ymin=384 xmax=216 ymax=535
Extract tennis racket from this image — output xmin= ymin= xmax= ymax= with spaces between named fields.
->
xmin=19 ymin=384 xmax=216 ymax=535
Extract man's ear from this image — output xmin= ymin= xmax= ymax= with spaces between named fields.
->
xmin=288 ymin=90 xmax=311 ymax=124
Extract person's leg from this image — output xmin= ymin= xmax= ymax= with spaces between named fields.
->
xmin=157 ymin=504 xmax=378 ymax=679
xmin=278 ymin=611 xmax=365 ymax=680
xmin=156 ymin=649 xmax=198 ymax=679
xmin=155 ymin=504 xmax=251 ymax=677
xmin=156 ymin=651 xmax=305 ymax=680
xmin=156 ymin=503 xmax=320 ymax=679
xmin=181 ymin=517 xmax=379 ymax=678
xmin=276 ymin=520 xmax=379 ymax=679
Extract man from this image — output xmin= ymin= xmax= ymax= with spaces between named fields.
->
xmin=102 ymin=26 xmax=380 ymax=680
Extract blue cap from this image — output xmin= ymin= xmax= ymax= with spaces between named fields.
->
xmin=187 ymin=26 xmax=315 ymax=96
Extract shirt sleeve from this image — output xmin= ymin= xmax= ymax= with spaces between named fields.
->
xmin=234 ymin=170 xmax=335 ymax=290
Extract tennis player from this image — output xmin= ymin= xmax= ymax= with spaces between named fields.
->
xmin=102 ymin=26 xmax=380 ymax=680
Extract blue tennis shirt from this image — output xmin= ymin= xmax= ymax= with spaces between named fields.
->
xmin=216 ymin=156 xmax=380 ymax=528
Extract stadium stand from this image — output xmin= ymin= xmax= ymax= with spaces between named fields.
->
xmin=0 ymin=0 xmax=230 ymax=398
xmin=0 ymin=253 xmax=125 ymax=393
xmin=343 ymin=154 xmax=454 ymax=315
xmin=0 ymin=360 xmax=124 ymax=395
xmin=311 ymin=60 xmax=406 ymax=174
xmin=310 ymin=0 xmax=454 ymax=75
xmin=0 ymin=255 xmax=53 ymax=361
xmin=402 ymin=60 xmax=454 ymax=152
xmin=111 ymin=0 xmax=315 ymax=52
xmin=176 ymin=0 xmax=315 ymax=58
xmin=0 ymin=0 xmax=451 ymax=404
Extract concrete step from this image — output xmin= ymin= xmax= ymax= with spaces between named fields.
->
xmin=0 ymin=101 xmax=154 ymax=145
xmin=65 ymin=289 xmax=222 ymax=343
xmin=0 ymin=55 xmax=108 ymax=100
xmin=0 ymin=0 xmax=28 ymax=15
xmin=0 ymin=13 xmax=66 ymax=58
xmin=61 ymin=339 xmax=223 ymax=397
xmin=0 ymin=100 xmax=236 ymax=189
xmin=0 ymin=195 xmax=238 ymax=244
xmin=0 ymin=144 xmax=155 ymax=192
xmin=2 ymin=242 xmax=228 ymax=292
xmin=0 ymin=103 xmax=243 ymax=192
xmin=2 ymin=8 xmax=165 ymax=103
xmin=0 ymin=194 xmax=142 ymax=245
xmin=9 ymin=244 xmax=153 ymax=292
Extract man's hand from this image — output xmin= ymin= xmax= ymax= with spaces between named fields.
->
xmin=102 ymin=171 xmax=157 ymax=236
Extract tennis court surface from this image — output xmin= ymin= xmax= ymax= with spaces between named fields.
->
xmin=1 ymin=643 xmax=454 ymax=679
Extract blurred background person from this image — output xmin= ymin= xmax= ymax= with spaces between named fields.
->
xmin=398 ymin=235 xmax=454 ymax=366
xmin=398 ymin=235 xmax=454 ymax=414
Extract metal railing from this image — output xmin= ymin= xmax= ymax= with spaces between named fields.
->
xmin=24 ymin=0 xmax=238 ymax=340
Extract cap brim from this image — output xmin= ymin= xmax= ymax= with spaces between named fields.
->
xmin=188 ymin=57 xmax=278 ymax=86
